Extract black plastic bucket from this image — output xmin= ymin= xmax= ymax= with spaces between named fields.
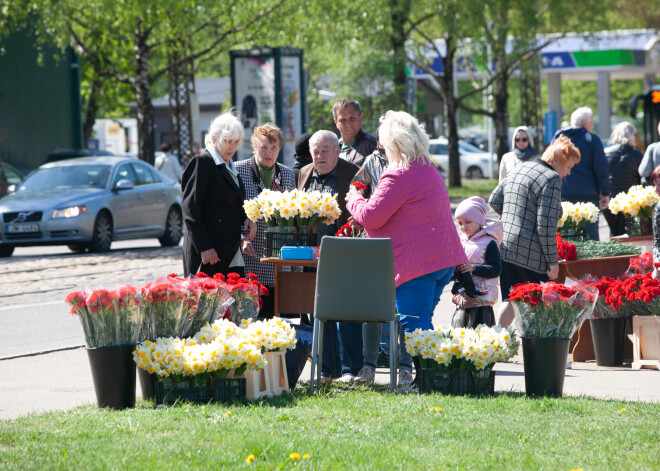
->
xmin=86 ymin=344 xmax=136 ymax=409
xmin=522 ymin=337 xmax=570 ymax=398
xmin=590 ymin=318 xmax=626 ymax=367
xmin=137 ymin=367 xmax=158 ymax=401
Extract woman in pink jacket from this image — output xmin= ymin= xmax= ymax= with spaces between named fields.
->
xmin=346 ymin=110 xmax=467 ymax=389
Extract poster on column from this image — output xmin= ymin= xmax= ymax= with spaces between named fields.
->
xmin=279 ymin=56 xmax=303 ymax=168
xmin=232 ymin=56 xmax=275 ymax=160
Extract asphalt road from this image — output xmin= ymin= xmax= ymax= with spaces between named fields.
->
xmin=0 ymin=239 xmax=183 ymax=358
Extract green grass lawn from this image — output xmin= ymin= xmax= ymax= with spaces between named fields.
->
xmin=2 ymin=384 xmax=659 ymax=470
xmin=446 ymin=179 xmax=498 ymax=201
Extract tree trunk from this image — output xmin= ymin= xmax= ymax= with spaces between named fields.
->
xmin=389 ymin=0 xmax=411 ymax=110
xmin=134 ymin=21 xmax=155 ymax=165
xmin=82 ymin=77 xmax=101 ymax=146
xmin=440 ymin=36 xmax=461 ymax=188
xmin=492 ymin=58 xmax=510 ymax=161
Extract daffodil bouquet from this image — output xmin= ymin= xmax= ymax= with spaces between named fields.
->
xmin=557 ymin=201 xmax=599 ymax=239
xmin=404 ymin=325 xmax=518 ymax=372
xmin=241 ymin=318 xmax=297 ymax=353
xmin=609 ymin=185 xmax=660 ymax=235
xmin=243 ymin=189 xmax=341 ymax=228
xmin=133 ymin=319 xmax=266 ymax=384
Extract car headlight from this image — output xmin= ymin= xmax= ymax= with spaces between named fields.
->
xmin=52 ymin=206 xmax=87 ymax=219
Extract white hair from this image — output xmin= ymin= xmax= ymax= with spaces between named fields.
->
xmin=609 ymin=121 xmax=638 ymax=147
xmin=570 ymin=107 xmax=593 ymax=127
xmin=309 ymin=130 xmax=339 ymax=149
xmin=377 ymin=110 xmax=430 ymax=168
xmin=205 ymin=108 xmax=245 ymax=147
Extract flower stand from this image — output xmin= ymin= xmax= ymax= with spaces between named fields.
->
xmin=631 ymin=316 xmax=660 ymax=370
xmin=522 ymin=337 xmax=570 ymax=397
xmin=244 ymin=368 xmax=272 ymax=400
xmin=417 ymin=368 xmax=495 ymax=396
xmin=265 ymin=351 xmax=290 ymax=396
xmin=590 ymin=318 xmax=627 ymax=367
xmin=86 ymin=344 xmax=136 ymax=410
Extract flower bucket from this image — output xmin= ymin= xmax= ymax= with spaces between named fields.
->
xmin=522 ymin=337 xmax=570 ymax=397
xmin=417 ymin=368 xmax=495 ymax=396
xmin=590 ymin=318 xmax=626 ymax=367
xmin=86 ymin=344 xmax=136 ymax=410
xmin=137 ymin=368 xmax=158 ymax=401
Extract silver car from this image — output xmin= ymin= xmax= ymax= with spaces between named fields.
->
xmin=0 ymin=156 xmax=183 ymax=257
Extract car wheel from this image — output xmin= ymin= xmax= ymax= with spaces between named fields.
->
xmin=0 ymin=245 xmax=14 ymax=257
xmin=159 ymin=207 xmax=183 ymax=247
xmin=466 ymin=166 xmax=484 ymax=179
xmin=89 ymin=211 xmax=113 ymax=253
xmin=68 ymin=244 xmax=87 ymax=253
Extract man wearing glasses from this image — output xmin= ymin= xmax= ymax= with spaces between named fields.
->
xmin=333 ymin=98 xmax=378 ymax=168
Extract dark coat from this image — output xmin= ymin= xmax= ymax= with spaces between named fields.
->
xmin=181 ymin=149 xmax=247 ymax=276
xmin=604 ymin=144 xmax=643 ymax=195
xmin=297 ymin=159 xmax=359 ymax=229
xmin=553 ymin=126 xmax=610 ymax=199
xmin=339 ymin=129 xmax=378 ymax=168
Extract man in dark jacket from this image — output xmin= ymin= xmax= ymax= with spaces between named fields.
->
xmin=333 ymin=99 xmax=378 ymax=168
xmin=553 ymin=106 xmax=611 ymax=240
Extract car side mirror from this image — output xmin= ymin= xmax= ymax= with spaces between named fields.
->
xmin=113 ymin=179 xmax=135 ymax=191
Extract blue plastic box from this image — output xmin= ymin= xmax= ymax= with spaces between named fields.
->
xmin=280 ymin=246 xmax=317 ymax=260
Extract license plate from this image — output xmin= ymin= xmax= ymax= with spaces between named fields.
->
xmin=6 ymin=223 xmax=39 ymax=233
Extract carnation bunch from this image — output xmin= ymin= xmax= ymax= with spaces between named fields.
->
xmin=182 ymin=273 xmax=234 ymax=337
xmin=556 ymin=233 xmax=577 ymax=261
xmin=405 ymin=325 xmax=518 ymax=371
xmin=140 ymin=276 xmax=200 ymax=340
xmin=509 ymin=281 xmax=598 ymax=338
xmin=335 ymin=221 xmax=366 ymax=238
xmin=244 ymin=189 xmax=341 ymax=228
xmin=218 ymin=272 xmax=269 ymax=324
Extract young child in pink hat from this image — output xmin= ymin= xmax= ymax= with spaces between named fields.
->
xmin=451 ymin=196 xmax=503 ymax=328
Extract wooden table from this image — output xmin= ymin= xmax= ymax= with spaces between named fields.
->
xmin=261 ymin=258 xmax=318 ymax=317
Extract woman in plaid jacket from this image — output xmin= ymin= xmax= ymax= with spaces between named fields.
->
xmin=488 ymin=135 xmax=581 ymax=326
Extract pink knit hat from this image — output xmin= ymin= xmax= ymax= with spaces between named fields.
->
xmin=455 ymin=196 xmax=488 ymax=226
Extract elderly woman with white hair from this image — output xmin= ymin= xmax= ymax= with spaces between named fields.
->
xmin=182 ymin=109 xmax=256 ymax=277
xmin=346 ymin=110 xmax=467 ymax=389
xmin=603 ymin=121 xmax=643 ymax=236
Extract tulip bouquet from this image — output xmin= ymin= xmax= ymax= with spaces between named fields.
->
xmin=141 ymin=276 xmax=200 ymax=340
xmin=243 ymin=189 xmax=341 ymax=228
xmin=509 ymin=280 xmax=598 ymax=338
xmin=405 ymin=325 xmax=518 ymax=371
xmin=65 ymin=285 xmax=143 ymax=348
xmin=557 ymin=201 xmax=599 ymax=240
xmin=181 ymin=273 xmax=234 ymax=337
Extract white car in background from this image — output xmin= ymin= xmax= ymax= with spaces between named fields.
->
xmin=429 ymin=138 xmax=497 ymax=179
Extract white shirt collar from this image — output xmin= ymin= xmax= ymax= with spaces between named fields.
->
xmin=206 ymin=144 xmax=224 ymax=166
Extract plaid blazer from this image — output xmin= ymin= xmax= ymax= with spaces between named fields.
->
xmin=488 ymin=160 xmax=561 ymax=274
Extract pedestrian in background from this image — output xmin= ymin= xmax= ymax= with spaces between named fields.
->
xmin=603 ymin=121 xmax=643 ymax=237
xmin=333 ymin=98 xmax=378 ymax=168
xmin=498 ymin=126 xmax=539 ymax=181
xmin=155 ymin=141 xmax=184 ymax=183
xmin=638 ymin=121 xmax=660 ymax=185
xmin=553 ymin=106 xmax=610 ymax=241
xmin=292 ymin=132 xmax=313 ymax=185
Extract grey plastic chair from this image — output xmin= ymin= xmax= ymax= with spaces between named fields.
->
xmin=309 ymin=237 xmax=398 ymax=393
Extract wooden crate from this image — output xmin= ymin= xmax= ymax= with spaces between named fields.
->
xmin=631 ymin=316 xmax=660 ymax=370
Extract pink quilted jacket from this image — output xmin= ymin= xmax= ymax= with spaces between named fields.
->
xmin=347 ymin=161 xmax=467 ymax=287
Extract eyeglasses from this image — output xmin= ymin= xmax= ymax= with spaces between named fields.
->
xmin=515 ymin=137 xmax=528 ymax=143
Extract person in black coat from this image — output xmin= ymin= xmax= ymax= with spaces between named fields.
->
xmin=182 ymin=110 xmax=256 ymax=277
xmin=603 ymin=121 xmax=643 ymax=237
xmin=292 ymin=132 xmax=313 ymax=185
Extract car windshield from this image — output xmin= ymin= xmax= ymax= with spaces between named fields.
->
xmin=18 ymin=164 xmax=111 ymax=192
xmin=458 ymin=141 xmax=483 ymax=153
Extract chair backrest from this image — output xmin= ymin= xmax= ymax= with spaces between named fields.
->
xmin=314 ymin=237 xmax=396 ymax=322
